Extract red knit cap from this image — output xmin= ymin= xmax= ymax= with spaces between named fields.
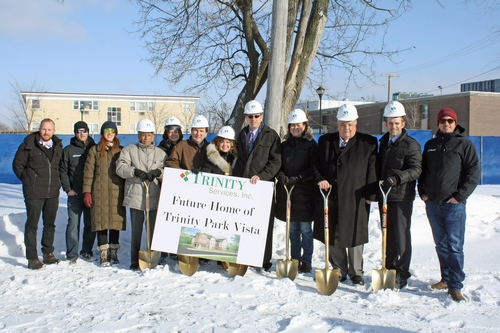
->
xmin=437 ymin=108 xmax=457 ymax=125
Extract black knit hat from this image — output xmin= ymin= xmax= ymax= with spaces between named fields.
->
xmin=73 ymin=121 xmax=89 ymax=134
xmin=100 ymin=121 xmax=118 ymax=135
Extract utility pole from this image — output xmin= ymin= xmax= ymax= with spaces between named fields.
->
xmin=265 ymin=0 xmax=288 ymax=135
xmin=381 ymin=73 xmax=400 ymax=102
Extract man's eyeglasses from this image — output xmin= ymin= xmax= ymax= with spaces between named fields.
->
xmin=76 ymin=129 xmax=88 ymax=134
xmin=104 ymin=128 xmax=117 ymax=134
xmin=439 ymin=118 xmax=455 ymax=124
xmin=246 ymin=114 xmax=262 ymax=119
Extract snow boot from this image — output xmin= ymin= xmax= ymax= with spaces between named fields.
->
xmin=109 ymin=243 xmax=120 ymax=265
xmin=99 ymin=244 xmax=110 ymax=267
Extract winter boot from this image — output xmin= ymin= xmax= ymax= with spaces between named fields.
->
xmin=99 ymin=244 xmax=110 ymax=267
xmin=109 ymin=243 xmax=120 ymax=265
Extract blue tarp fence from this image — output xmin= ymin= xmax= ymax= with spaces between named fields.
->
xmin=1 ymin=130 xmax=497 ymax=184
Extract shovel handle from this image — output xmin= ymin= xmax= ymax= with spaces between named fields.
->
xmin=142 ymin=181 xmax=152 ymax=254
xmin=319 ymin=186 xmax=332 ymax=271
xmin=284 ymin=184 xmax=295 ymax=261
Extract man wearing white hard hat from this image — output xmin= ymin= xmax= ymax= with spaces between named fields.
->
xmin=233 ymin=100 xmax=282 ymax=271
xmin=116 ymin=118 xmax=167 ymax=270
xmin=202 ymin=126 xmax=238 ymax=175
xmin=312 ymin=104 xmax=378 ymax=285
xmin=166 ymin=114 xmax=210 ymax=170
xmin=378 ymin=101 xmax=422 ymax=290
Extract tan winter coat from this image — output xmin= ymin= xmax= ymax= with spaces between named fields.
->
xmin=83 ymin=144 xmax=126 ymax=232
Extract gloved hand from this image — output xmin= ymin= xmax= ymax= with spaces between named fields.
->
xmin=147 ymin=169 xmax=162 ymax=181
xmin=287 ymin=174 xmax=302 ymax=186
xmin=384 ymin=176 xmax=399 ymax=187
xmin=134 ymin=169 xmax=149 ymax=181
xmin=277 ymin=174 xmax=289 ymax=185
xmin=83 ymin=192 xmax=92 ymax=208
xmin=191 ymin=168 xmax=201 ymax=174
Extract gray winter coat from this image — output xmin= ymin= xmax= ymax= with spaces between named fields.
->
xmin=116 ymin=143 xmax=167 ymax=211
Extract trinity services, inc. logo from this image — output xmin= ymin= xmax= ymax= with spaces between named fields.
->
xmin=179 ymin=170 xmax=192 ymax=182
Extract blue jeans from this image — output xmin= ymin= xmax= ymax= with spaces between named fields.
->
xmin=66 ymin=195 xmax=95 ymax=259
xmin=425 ymin=200 xmax=467 ymax=290
xmin=290 ymin=221 xmax=313 ymax=265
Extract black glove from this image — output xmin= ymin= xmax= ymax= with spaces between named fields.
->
xmin=277 ymin=174 xmax=289 ymax=185
xmin=147 ymin=169 xmax=162 ymax=181
xmin=134 ymin=169 xmax=149 ymax=181
xmin=287 ymin=174 xmax=303 ymax=186
xmin=191 ymin=168 xmax=200 ymax=174
xmin=384 ymin=176 xmax=399 ymax=187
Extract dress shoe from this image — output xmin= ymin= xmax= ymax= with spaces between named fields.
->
xmin=351 ymin=275 xmax=364 ymax=285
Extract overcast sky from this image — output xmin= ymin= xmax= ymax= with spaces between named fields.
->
xmin=0 ymin=0 xmax=498 ymax=126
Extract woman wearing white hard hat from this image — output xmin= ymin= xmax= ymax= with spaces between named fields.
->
xmin=158 ymin=116 xmax=183 ymax=156
xmin=275 ymin=109 xmax=317 ymax=273
xmin=202 ymin=126 xmax=238 ymax=175
xmin=116 ymin=118 xmax=167 ymax=270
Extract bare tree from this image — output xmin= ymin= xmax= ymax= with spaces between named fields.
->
xmin=199 ymin=98 xmax=233 ymax=133
xmin=5 ymin=79 xmax=48 ymax=131
xmin=146 ymin=102 xmax=172 ymax=134
xmin=133 ymin=0 xmax=412 ymax=134
xmin=403 ymin=99 xmax=422 ymax=129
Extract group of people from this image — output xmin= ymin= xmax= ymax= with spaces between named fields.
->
xmin=12 ymin=99 xmax=479 ymax=303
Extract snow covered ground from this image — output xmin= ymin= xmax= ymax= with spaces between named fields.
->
xmin=0 ymin=183 xmax=499 ymax=332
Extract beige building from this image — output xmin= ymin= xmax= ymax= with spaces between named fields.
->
xmin=307 ymin=91 xmax=500 ymax=136
xmin=21 ymin=91 xmax=199 ymax=134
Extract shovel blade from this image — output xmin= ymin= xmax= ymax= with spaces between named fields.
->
xmin=372 ymin=268 xmax=397 ymax=292
xmin=178 ymin=255 xmax=199 ymax=276
xmin=138 ymin=250 xmax=160 ymax=271
xmin=223 ymin=262 xmax=248 ymax=277
xmin=276 ymin=258 xmax=300 ymax=281
xmin=315 ymin=267 xmax=340 ymax=295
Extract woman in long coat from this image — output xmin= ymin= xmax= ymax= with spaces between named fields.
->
xmin=83 ymin=121 xmax=126 ymax=267
xmin=275 ymin=109 xmax=317 ymax=273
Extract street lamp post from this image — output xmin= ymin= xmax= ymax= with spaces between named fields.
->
xmin=316 ymin=86 xmax=325 ymax=134
xmin=80 ymin=105 xmax=85 ymax=121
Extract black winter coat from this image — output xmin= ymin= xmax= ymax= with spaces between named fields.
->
xmin=379 ymin=129 xmax=422 ymax=202
xmin=312 ymin=132 xmax=379 ymax=248
xmin=12 ymin=132 xmax=63 ymax=199
xmin=275 ymin=128 xmax=317 ymax=222
xmin=59 ymin=136 xmax=96 ymax=196
xmin=233 ymin=124 xmax=281 ymax=181
xmin=418 ymin=125 xmax=480 ymax=204
xmin=202 ymin=143 xmax=237 ymax=175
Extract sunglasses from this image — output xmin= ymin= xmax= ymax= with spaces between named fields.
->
xmin=103 ymin=128 xmax=116 ymax=134
xmin=439 ymin=118 xmax=455 ymax=124
xmin=76 ymin=129 xmax=88 ymax=134
xmin=246 ymin=114 xmax=262 ymax=119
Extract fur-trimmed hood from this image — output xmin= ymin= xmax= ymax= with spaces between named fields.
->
xmin=206 ymin=143 xmax=237 ymax=175
xmin=283 ymin=126 xmax=315 ymax=141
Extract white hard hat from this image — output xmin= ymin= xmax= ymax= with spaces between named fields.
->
xmin=336 ymin=104 xmax=358 ymax=121
xmin=191 ymin=114 xmax=209 ymax=128
xmin=217 ymin=126 xmax=236 ymax=140
xmin=244 ymin=100 xmax=264 ymax=115
xmin=383 ymin=101 xmax=406 ymax=117
xmin=288 ymin=109 xmax=308 ymax=124
xmin=164 ymin=116 xmax=182 ymax=128
xmin=136 ymin=118 xmax=155 ymax=133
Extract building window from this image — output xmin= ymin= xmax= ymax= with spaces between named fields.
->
xmin=107 ymin=107 xmax=121 ymax=126
xmin=31 ymin=99 xmax=41 ymax=109
xmin=88 ymin=123 xmax=99 ymax=134
xmin=420 ymin=104 xmax=428 ymax=120
xmin=31 ymin=122 xmax=40 ymax=131
xmin=130 ymin=123 xmax=137 ymax=134
xmin=74 ymin=100 xmax=99 ymax=111
xmin=130 ymin=101 xmax=154 ymax=112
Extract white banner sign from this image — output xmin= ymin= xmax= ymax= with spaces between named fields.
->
xmin=152 ymin=167 xmax=274 ymax=267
